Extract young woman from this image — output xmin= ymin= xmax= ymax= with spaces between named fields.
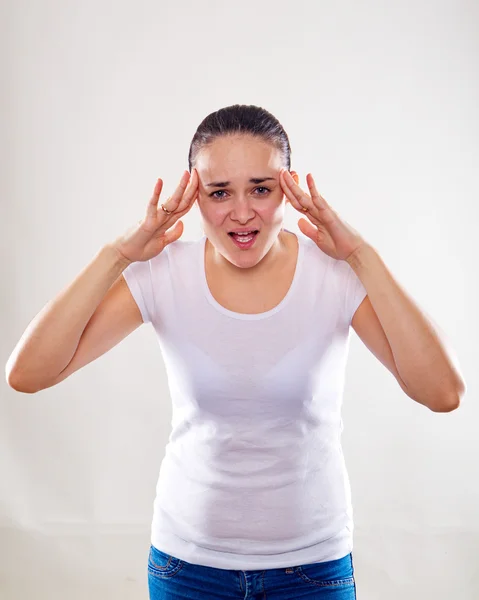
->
xmin=6 ymin=105 xmax=465 ymax=599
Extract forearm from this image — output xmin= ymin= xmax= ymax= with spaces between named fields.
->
xmin=6 ymin=243 xmax=131 ymax=391
xmin=346 ymin=243 xmax=466 ymax=411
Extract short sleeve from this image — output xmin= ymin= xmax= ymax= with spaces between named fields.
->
xmin=345 ymin=265 xmax=367 ymax=327
xmin=122 ymin=259 xmax=155 ymax=324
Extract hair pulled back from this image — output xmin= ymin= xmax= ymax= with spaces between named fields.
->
xmin=188 ymin=104 xmax=292 ymax=173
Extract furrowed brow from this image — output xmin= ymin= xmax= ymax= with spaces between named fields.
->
xmin=205 ymin=177 xmax=277 ymax=188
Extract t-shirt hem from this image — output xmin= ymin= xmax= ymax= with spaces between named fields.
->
xmin=150 ymin=526 xmax=353 ymax=571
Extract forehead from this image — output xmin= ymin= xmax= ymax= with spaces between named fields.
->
xmin=195 ymin=135 xmax=282 ymax=177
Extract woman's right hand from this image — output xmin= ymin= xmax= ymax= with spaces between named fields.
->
xmin=111 ymin=169 xmax=199 ymax=264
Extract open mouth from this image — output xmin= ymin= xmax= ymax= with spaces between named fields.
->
xmin=228 ymin=230 xmax=259 ymax=247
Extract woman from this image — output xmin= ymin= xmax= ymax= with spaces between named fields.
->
xmin=6 ymin=104 xmax=465 ymax=599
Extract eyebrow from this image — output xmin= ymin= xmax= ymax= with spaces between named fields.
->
xmin=205 ymin=177 xmax=277 ymax=188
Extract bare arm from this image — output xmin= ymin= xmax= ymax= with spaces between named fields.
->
xmin=5 ymin=244 xmax=139 ymax=393
xmin=5 ymin=169 xmax=200 ymax=394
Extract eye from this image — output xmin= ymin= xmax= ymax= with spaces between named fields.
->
xmin=255 ymin=186 xmax=271 ymax=195
xmin=209 ymin=190 xmax=227 ymax=199
xmin=209 ymin=186 xmax=272 ymax=200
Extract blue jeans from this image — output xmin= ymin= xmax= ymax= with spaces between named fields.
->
xmin=148 ymin=543 xmax=357 ymax=599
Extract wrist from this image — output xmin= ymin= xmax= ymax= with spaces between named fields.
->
xmin=345 ymin=243 xmax=374 ymax=270
xmin=103 ymin=243 xmax=133 ymax=271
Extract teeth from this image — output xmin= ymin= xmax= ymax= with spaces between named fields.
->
xmin=233 ymin=233 xmax=254 ymax=244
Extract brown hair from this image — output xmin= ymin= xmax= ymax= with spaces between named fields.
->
xmin=188 ymin=104 xmax=292 ymax=173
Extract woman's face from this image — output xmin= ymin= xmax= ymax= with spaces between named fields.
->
xmin=194 ymin=134 xmax=297 ymax=270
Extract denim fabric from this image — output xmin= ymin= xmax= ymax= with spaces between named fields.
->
xmin=147 ymin=543 xmax=357 ymax=599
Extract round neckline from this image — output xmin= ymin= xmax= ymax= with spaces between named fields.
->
xmin=199 ymin=229 xmax=304 ymax=320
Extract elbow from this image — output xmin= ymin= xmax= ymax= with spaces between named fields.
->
xmin=5 ymin=367 xmax=40 ymax=394
xmin=7 ymin=378 xmax=39 ymax=394
xmin=430 ymin=382 xmax=466 ymax=413
xmin=431 ymin=399 xmax=460 ymax=413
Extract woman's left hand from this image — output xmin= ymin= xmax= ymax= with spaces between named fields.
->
xmin=280 ymin=168 xmax=367 ymax=262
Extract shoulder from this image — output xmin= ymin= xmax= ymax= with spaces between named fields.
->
xmin=163 ymin=237 xmax=201 ymax=262
xmin=146 ymin=237 xmax=199 ymax=265
xmin=298 ymin=233 xmax=346 ymax=278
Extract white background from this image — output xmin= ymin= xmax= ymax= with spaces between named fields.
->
xmin=1 ymin=0 xmax=477 ymax=598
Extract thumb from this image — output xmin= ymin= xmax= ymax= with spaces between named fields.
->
xmin=163 ymin=220 xmax=184 ymax=246
xmin=297 ymin=218 xmax=317 ymax=240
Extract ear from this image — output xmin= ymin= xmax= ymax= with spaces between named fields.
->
xmin=290 ymin=171 xmax=299 ymax=185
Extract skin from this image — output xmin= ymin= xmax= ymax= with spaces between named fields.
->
xmin=193 ymin=134 xmax=300 ymax=278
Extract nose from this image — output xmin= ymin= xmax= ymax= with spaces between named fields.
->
xmin=230 ymin=196 xmax=256 ymax=223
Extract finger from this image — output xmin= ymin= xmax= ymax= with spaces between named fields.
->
xmin=306 ymin=173 xmax=329 ymax=210
xmin=159 ymin=169 xmax=198 ymax=216
xmin=284 ymin=171 xmax=313 ymax=211
xmin=155 ymin=174 xmax=198 ymax=227
xmin=159 ymin=170 xmax=191 ymax=214
xmin=281 ymin=170 xmax=312 ymax=212
xmin=279 ymin=169 xmax=299 ymax=208
xmin=174 ymin=168 xmax=199 ymax=213
xmin=166 ymin=188 xmax=199 ymax=220
xmin=146 ymin=178 xmax=164 ymax=219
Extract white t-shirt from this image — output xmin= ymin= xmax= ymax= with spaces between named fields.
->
xmin=122 ymin=229 xmax=367 ymax=570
